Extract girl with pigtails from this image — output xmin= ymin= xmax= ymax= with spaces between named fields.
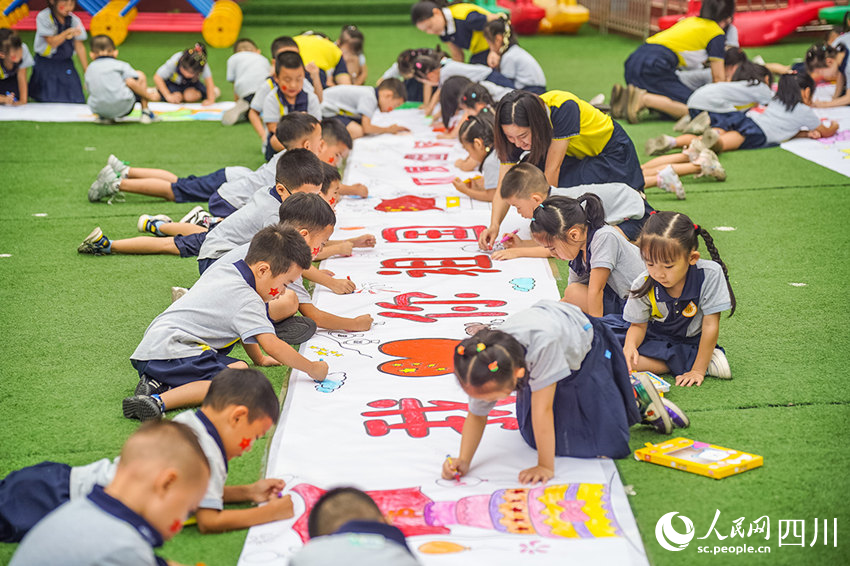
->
xmin=529 ymin=195 xmax=644 ymax=317
xmin=154 ymin=43 xmax=219 ymax=105
xmin=620 ymin=210 xmax=736 ymax=386
xmin=443 ymin=300 xmax=685 ymax=484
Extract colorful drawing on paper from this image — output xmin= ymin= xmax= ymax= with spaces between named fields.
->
xmin=405 ymin=166 xmax=450 ymax=173
xmin=419 ymin=541 xmax=471 ymax=554
xmin=815 ymin=130 xmax=850 ymax=144
xmin=378 ymin=255 xmax=500 ymax=277
xmin=414 ymin=140 xmax=456 ymax=148
xmin=377 ymin=338 xmax=458 ymax=377
xmin=510 ymin=277 xmax=536 ymax=292
xmin=412 ymin=176 xmax=456 ymax=186
xmin=351 ymin=282 xmax=402 ymax=295
xmin=464 ymin=319 xmax=504 ymax=335
xmin=404 ymin=153 xmax=449 ymax=161
xmin=383 ymin=225 xmax=485 ymax=243
xmin=361 ymin=396 xmax=518 ymax=437
xmin=375 ymin=195 xmax=442 ymax=212
xmin=314 ymin=372 xmax=347 ymax=393
xmin=316 ymin=333 xmax=374 ymax=358
xmin=309 ymin=345 xmax=343 ymax=358
xmin=376 ymin=292 xmax=508 ymax=323
xmin=289 ymin=481 xmax=623 ymax=542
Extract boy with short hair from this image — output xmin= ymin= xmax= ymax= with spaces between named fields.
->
xmin=490 ymin=163 xmax=654 ymax=261
xmin=320 ymin=117 xmax=368 ymax=198
xmin=314 ymin=163 xmax=376 ymax=261
xmin=77 ymin=148 xmax=323 ymax=261
xmin=320 ymin=78 xmax=408 ymax=139
xmin=263 ymin=51 xmax=322 ymax=160
xmin=85 ymin=34 xmax=158 ymax=124
xmin=290 ymin=487 xmax=419 ymax=565
xmin=6 ymin=420 xmax=210 ymax=563
xmin=123 ymin=225 xmax=328 ymax=420
xmin=222 ymin=37 xmax=272 ymax=126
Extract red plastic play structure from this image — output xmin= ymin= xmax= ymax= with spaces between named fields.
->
xmin=657 ymin=0 xmax=835 ymax=47
xmin=498 ymin=0 xmax=546 ymax=34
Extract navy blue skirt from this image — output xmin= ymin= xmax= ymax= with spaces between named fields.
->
xmin=515 ymin=316 xmax=640 ymax=459
xmin=624 ymin=43 xmax=692 ymax=104
xmin=28 ymin=54 xmax=84 ymax=103
xmin=557 ymin=121 xmax=645 ymax=191
xmin=161 ymin=77 xmax=207 ymax=98
xmin=0 ymin=461 xmax=71 ymax=542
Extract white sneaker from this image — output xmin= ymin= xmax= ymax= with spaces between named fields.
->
xmin=695 ymin=149 xmax=727 ymax=182
xmin=222 ymin=98 xmax=250 ymax=126
xmin=88 ymin=165 xmax=121 ymax=202
xmin=588 ymin=93 xmax=605 ymax=106
xmin=179 ymin=205 xmax=214 ymax=227
xmin=701 ymin=128 xmax=721 ymax=152
xmin=137 ymin=214 xmax=173 ymax=234
xmin=107 ymin=154 xmax=130 ymax=179
xmin=684 ymin=111 xmax=710 ymax=135
xmin=706 ymin=348 xmax=732 ymax=379
xmin=657 ymin=165 xmax=686 ymax=200
xmin=683 ymin=139 xmax=707 ymax=163
xmin=139 ymin=109 xmax=158 ymax=124
xmin=171 ymin=286 xmax=189 ymax=303
xmin=673 ymin=114 xmax=692 ymax=133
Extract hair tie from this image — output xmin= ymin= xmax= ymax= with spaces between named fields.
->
xmin=456 ymin=345 xmax=465 ymax=355
xmin=694 ymin=223 xmax=700 ymax=231
xmin=470 ymin=91 xmax=477 ymax=99
xmin=488 ymin=361 xmax=499 ymax=372
xmin=650 ymin=210 xmax=657 ymax=215
xmin=476 ymin=343 xmax=486 ymax=352
xmin=538 ymin=203 xmax=545 ymax=209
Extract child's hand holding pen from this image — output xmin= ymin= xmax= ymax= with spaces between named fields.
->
xmin=442 ymin=455 xmax=469 ymax=481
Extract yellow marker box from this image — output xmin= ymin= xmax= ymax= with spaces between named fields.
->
xmin=634 ymin=437 xmax=763 ymax=479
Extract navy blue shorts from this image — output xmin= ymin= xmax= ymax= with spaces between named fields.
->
xmin=171 ymin=168 xmax=227 ymax=203
xmin=0 ymin=461 xmax=71 ymax=542
xmin=556 ymin=121 xmax=645 ymax=190
xmin=264 ymin=132 xmax=276 ymax=162
xmin=484 ymin=70 xmax=515 ymax=89
xmin=469 ymin=50 xmax=489 ymax=65
xmin=208 ymin=191 xmax=239 ymax=218
xmin=515 ymin=316 xmax=639 ymax=459
xmin=617 ymin=199 xmax=654 ymax=241
xmin=197 ymin=257 xmax=217 ymax=275
xmin=708 ymin=111 xmax=768 ymax=149
xmin=624 ymin=43 xmax=692 ymax=104
xmin=161 ymin=78 xmax=207 ymax=98
xmin=335 ymin=115 xmax=362 ymax=127
xmin=522 ymin=85 xmax=547 ymax=95
xmin=131 ymin=347 xmax=241 ymax=388
xmin=173 ymin=231 xmax=208 ymax=258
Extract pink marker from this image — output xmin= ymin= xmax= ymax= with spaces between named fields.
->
xmin=497 ymin=229 xmax=519 ymax=245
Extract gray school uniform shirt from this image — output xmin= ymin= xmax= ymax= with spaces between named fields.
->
xmin=262 ymin=87 xmax=322 ymax=123
xmin=321 ymin=84 xmax=379 ymax=119
xmin=199 ymin=187 xmax=283 ymax=261
xmin=216 ymin=149 xmax=285 ymax=210
xmin=623 ymin=259 xmax=732 ymax=338
xmin=498 ymin=44 xmax=546 ymax=89
xmin=84 ymin=56 xmax=138 ymax=118
xmin=156 ymin=50 xmax=212 ymax=84
xmin=481 ymin=151 xmax=500 ymax=189
xmin=550 ymin=183 xmax=645 ymax=225
xmin=33 ymin=9 xmax=86 ymax=57
xmin=2 ymin=43 xmax=33 ymax=76
xmin=566 ymin=225 xmax=644 ymax=299
xmin=687 ymin=80 xmax=773 ymax=114
xmin=468 ymin=300 xmax=593 ymax=416
xmin=290 ymin=533 xmax=420 ymax=566
xmin=747 ymin=101 xmax=821 ymax=146
xmin=226 ymin=51 xmax=271 ymax=99
xmin=10 ymin=489 xmax=162 ymax=566
xmin=131 ymin=259 xmax=274 ymax=360
xmin=439 ymin=59 xmax=492 ymax=84
xmin=214 ymin=243 xmax=313 ymax=304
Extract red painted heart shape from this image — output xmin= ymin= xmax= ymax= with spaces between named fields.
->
xmin=378 ymin=338 xmax=458 ymax=377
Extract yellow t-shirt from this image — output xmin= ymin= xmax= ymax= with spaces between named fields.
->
xmin=646 ymin=17 xmax=726 ymax=69
xmin=443 ymin=3 xmax=491 ymax=56
xmin=540 ymin=91 xmax=614 ymax=159
xmin=294 ymin=34 xmax=345 ymax=73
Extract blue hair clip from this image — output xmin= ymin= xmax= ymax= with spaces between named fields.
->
xmin=538 ymin=203 xmax=545 ymax=209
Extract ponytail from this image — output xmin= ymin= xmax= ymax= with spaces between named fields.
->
xmin=805 ymin=42 xmax=840 ymax=71
xmin=633 ymin=211 xmax=735 ymax=316
xmin=459 ymin=82 xmax=495 ymax=111
xmin=773 ymin=72 xmax=812 ymax=111
xmin=458 ymin=110 xmax=496 ymax=172
xmin=483 ymin=15 xmax=517 ymax=54
xmin=529 ymin=194 xmax=607 ymax=242
xmin=439 ymin=76 xmax=473 ymax=128
xmin=454 ymin=329 xmax=527 ymax=391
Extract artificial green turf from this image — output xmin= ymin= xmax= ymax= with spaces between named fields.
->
xmin=1 ymin=21 xmax=849 ymax=566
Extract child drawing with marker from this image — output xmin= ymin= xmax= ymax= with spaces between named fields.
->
xmin=444 ymin=300 xmax=673 ymax=485
xmin=451 ymin=110 xmax=499 ymax=202
xmin=618 ymin=210 xmax=736 ymax=386
xmin=314 ymin=162 xmax=377 ymax=260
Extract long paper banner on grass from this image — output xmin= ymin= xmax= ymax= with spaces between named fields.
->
xmin=781 ymin=105 xmax=850 ymax=178
xmin=0 ymin=101 xmax=236 ymax=122
xmin=238 ymin=110 xmax=649 ymax=565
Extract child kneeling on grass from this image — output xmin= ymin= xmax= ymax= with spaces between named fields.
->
xmin=123 ymin=224 xmax=328 ymax=421
xmin=3 ymin=420 xmax=209 ymax=563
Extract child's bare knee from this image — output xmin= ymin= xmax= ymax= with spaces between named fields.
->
xmin=228 ymin=360 xmax=249 ymax=369
xmin=183 ymin=89 xmax=201 ymax=102
xmin=348 ymin=122 xmax=364 ymax=139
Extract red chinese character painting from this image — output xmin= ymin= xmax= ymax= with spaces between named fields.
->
xmin=412 ymin=176 xmax=457 ymax=186
xmin=404 ymin=166 xmax=450 ymax=173
xmin=377 ymin=338 xmax=458 ymax=377
xmin=378 ymin=255 xmax=500 ymax=277
xmin=404 ymin=153 xmax=449 ymax=161
xmin=414 ymin=140 xmax=455 ymax=148
xmin=374 ymin=195 xmax=442 ymax=212
xmin=361 ymin=396 xmax=518 ymax=438
xmin=376 ymin=292 xmax=508 ymax=323
xmin=382 ymin=226 xmax=485 ymax=243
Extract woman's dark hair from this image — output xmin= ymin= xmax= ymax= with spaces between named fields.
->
xmin=178 ymin=43 xmax=208 ymax=76
xmin=411 ymin=1 xmax=450 ymax=24
xmin=459 ymin=82 xmax=495 ymax=111
xmin=439 ymin=76 xmax=473 ymax=127
xmin=458 ymin=109 xmax=496 ymax=173
xmin=483 ymin=17 xmax=516 ymax=54
xmin=698 ymin=0 xmax=735 ymax=23
xmin=632 ymin=211 xmax=736 ymax=316
xmin=493 ymin=90 xmax=552 ymax=166
xmin=453 ymin=329 xmax=527 ymax=391
xmin=773 ymin=72 xmax=813 ymax=111
xmin=805 ymin=42 xmax=840 ymax=71
xmin=731 ymin=60 xmax=772 ymax=86
xmin=529 ymin=194 xmax=606 ymax=243
xmin=0 ymin=28 xmax=22 ymax=56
